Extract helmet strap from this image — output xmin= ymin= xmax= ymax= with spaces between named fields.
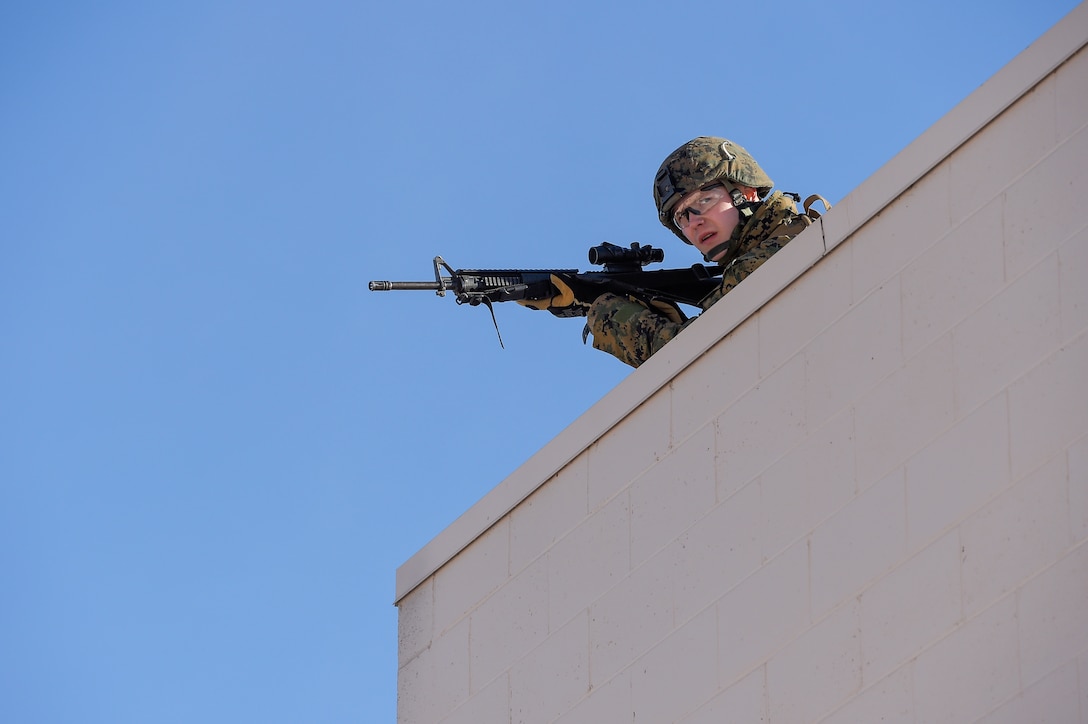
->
xmin=701 ymin=240 xmax=734 ymax=264
xmin=701 ymin=187 xmax=762 ymax=263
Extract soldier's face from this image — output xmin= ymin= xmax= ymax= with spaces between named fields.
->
xmin=675 ymin=185 xmax=760 ymax=261
xmin=677 ymin=191 xmax=742 ymax=261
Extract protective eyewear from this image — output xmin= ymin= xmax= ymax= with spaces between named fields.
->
xmin=672 ymin=185 xmax=730 ymax=230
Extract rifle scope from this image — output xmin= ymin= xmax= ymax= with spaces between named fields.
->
xmin=587 ymin=242 xmax=665 ymax=267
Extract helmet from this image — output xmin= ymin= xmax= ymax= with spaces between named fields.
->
xmin=653 ymin=137 xmax=774 ymax=241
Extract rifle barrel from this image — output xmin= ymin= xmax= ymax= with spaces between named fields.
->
xmin=368 ymin=280 xmax=448 ymax=291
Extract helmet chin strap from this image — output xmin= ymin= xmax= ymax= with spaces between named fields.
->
xmin=701 ymin=187 xmax=762 ymax=263
xmin=701 ymin=239 xmax=734 ymax=264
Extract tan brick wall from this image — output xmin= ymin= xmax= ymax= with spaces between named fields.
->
xmin=397 ymin=9 xmax=1088 ymax=723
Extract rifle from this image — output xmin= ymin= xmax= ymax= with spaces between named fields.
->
xmin=368 ymin=242 xmax=721 ymax=346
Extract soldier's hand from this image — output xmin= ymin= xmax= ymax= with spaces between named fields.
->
xmin=516 ymin=274 xmax=595 ymax=317
xmin=627 ymin=295 xmax=686 ymax=325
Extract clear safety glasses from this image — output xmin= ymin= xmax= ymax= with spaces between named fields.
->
xmin=672 ymin=185 xmax=730 ymax=230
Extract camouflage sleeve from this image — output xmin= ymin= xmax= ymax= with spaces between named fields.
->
xmin=587 ymin=292 xmax=685 ymax=368
xmin=699 ymin=235 xmax=792 ymax=308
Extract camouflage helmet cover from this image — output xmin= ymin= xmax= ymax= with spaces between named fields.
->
xmin=653 ymin=137 xmax=774 ymax=238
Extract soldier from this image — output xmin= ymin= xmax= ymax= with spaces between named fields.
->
xmin=527 ymin=136 xmax=826 ymax=368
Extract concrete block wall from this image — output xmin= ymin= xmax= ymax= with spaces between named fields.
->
xmin=396 ymin=7 xmax=1088 ymax=722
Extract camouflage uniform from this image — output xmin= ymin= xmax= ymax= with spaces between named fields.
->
xmin=587 ymin=191 xmax=811 ymax=368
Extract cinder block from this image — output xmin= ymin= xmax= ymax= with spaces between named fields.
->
xmin=1008 ymin=331 xmax=1088 ymax=481
xmin=758 ymin=242 xmax=853 ymax=377
xmin=547 ymin=492 xmax=630 ymax=630
xmin=975 ymin=659 xmax=1080 ymax=724
xmin=900 ymin=199 xmax=1006 ymax=359
xmin=630 ymin=424 xmax=716 ymax=568
xmin=850 ymin=165 xmax=952 ymax=303
xmin=469 ymin=556 xmax=549 ymax=690
xmin=672 ymin=479 xmax=763 ymax=623
xmin=961 ymin=453 xmax=1072 ymax=616
xmin=441 ymin=673 xmax=510 ymax=724
xmin=859 ymin=530 xmax=962 ymax=685
xmin=509 ymin=612 xmax=589 ymax=724
xmin=680 ymin=667 xmax=766 ymax=724
xmin=1056 ymin=45 xmax=1088 ymax=143
xmin=761 ymin=408 xmax=857 ymax=563
xmin=906 ymin=394 xmax=1011 ymax=550
xmin=1017 ymin=542 xmax=1088 ymax=686
xmin=588 ymin=387 xmax=671 ymax=512
xmin=715 ymin=353 xmax=807 ymax=498
xmin=1058 ymin=225 xmax=1088 ymax=342
xmin=855 ymin=335 xmax=955 ymax=487
xmin=588 ymin=546 xmax=675 ymax=687
xmin=552 ymin=669 xmax=631 ymax=724
xmin=398 ymin=577 xmax=434 ymax=668
xmin=766 ymin=601 xmax=862 ymax=724
xmin=433 ymin=519 xmax=510 ymax=635
xmin=509 ymin=452 xmax=588 ymax=575
xmin=1080 ymin=649 xmax=1088 ymax=723
xmin=669 ymin=319 xmax=759 ymax=444
xmin=630 ymin=607 xmax=718 ymax=723
xmin=953 ymin=254 xmax=1061 ymax=416
xmin=1071 ymin=434 xmax=1088 ymax=543
xmin=805 ymin=280 xmax=903 ymax=429
xmin=811 ymin=469 xmax=907 ymax=618
xmin=949 ymin=75 xmax=1057 ymax=224
xmin=819 ymin=665 xmax=914 ymax=724
xmin=397 ymin=617 xmax=471 ymax=724
xmin=718 ymin=541 xmax=809 ymax=688
xmin=1005 ymin=127 xmax=1088 ymax=279
xmin=913 ymin=597 xmax=1020 ymax=723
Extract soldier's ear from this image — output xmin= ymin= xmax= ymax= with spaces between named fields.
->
xmin=740 ymin=186 xmax=760 ymax=202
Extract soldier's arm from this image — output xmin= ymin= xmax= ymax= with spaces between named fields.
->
xmin=586 ymin=293 xmax=685 ymax=368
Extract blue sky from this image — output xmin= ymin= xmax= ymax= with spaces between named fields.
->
xmin=1 ymin=1 xmax=1080 ymax=721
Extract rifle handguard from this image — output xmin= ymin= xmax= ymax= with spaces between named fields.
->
xmin=516 ymin=274 xmax=593 ymax=317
